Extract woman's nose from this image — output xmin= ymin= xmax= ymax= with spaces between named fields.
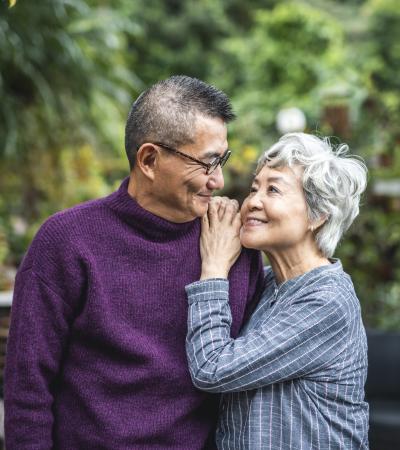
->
xmin=249 ymin=192 xmax=262 ymax=210
xmin=244 ymin=192 xmax=263 ymax=212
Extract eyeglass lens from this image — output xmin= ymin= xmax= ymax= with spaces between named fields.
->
xmin=208 ymin=151 xmax=231 ymax=174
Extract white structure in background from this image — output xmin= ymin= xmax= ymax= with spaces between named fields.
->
xmin=276 ymin=107 xmax=306 ymax=134
xmin=0 ymin=291 xmax=13 ymax=307
xmin=373 ymin=179 xmax=400 ymax=197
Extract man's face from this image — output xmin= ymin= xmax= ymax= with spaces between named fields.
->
xmin=150 ymin=115 xmax=228 ymax=223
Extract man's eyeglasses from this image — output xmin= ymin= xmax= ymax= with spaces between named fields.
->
xmin=151 ymin=142 xmax=231 ymax=175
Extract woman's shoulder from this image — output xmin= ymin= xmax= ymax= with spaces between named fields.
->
xmin=308 ymin=259 xmax=353 ymax=292
xmin=296 ymin=260 xmax=361 ymax=315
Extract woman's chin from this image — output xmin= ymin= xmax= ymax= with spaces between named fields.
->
xmin=240 ymin=233 xmax=262 ymax=251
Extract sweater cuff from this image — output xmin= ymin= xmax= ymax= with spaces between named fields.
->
xmin=185 ymin=279 xmax=229 ymax=304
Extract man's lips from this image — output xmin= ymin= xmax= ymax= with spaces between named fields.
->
xmin=197 ymin=193 xmax=213 ymax=200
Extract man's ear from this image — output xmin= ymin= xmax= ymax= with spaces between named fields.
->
xmin=135 ymin=144 xmax=159 ymax=181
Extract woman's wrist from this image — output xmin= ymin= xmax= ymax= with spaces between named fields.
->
xmin=200 ymin=264 xmax=229 ymax=280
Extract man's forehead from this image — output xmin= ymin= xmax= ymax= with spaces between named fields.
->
xmin=183 ymin=114 xmax=228 ymax=157
xmin=193 ymin=114 xmax=227 ymax=135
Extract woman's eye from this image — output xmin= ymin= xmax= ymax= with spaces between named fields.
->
xmin=250 ymin=187 xmax=257 ymax=193
xmin=268 ymin=185 xmax=279 ymax=193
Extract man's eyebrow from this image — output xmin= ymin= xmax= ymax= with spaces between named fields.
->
xmin=201 ymin=149 xmax=228 ymax=159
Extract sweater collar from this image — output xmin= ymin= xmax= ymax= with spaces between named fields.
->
xmin=105 ymin=177 xmax=199 ymax=240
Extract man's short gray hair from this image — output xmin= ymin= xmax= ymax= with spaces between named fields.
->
xmin=257 ymin=133 xmax=368 ymax=258
xmin=125 ymin=75 xmax=235 ymax=169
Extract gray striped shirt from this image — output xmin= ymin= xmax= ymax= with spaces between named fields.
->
xmin=186 ymin=260 xmax=369 ymax=449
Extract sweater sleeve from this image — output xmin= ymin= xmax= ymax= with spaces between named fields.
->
xmin=244 ymin=250 xmax=265 ymax=314
xmin=4 ymin=217 xmax=83 ymax=449
xmin=185 ymin=279 xmax=348 ymax=393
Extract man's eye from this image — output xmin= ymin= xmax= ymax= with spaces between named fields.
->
xmin=268 ymin=185 xmax=279 ymax=193
xmin=209 ymin=158 xmax=219 ymax=166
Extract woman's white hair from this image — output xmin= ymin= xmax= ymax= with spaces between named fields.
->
xmin=256 ymin=132 xmax=368 ymax=258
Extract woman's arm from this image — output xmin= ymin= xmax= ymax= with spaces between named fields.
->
xmin=198 ymin=197 xmax=242 ymax=280
xmin=186 ymin=279 xmax=349 ymax=393
xmin=186 ymin=199 xmax=349 ymax=393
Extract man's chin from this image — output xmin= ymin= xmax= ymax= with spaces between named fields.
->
xmin=192 ymin=204 xmax=209 ymax=219
xmin=196 ymin=194 xmax=212 ymax=204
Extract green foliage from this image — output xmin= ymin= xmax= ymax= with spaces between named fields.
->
xmin=365 ymin=0 xmax=400 ymax=94
xmin=209 ymin=2 xmax=360 ymax=149
xmin=0 ymin=0 xmax=400 ymax=330
xmin=331 ymin=0 xmax=400 ymax=332
xmin=0 ymin=0 xmax=139 ymax=261
xmin=121 ymin=0 xmax=278 ymax=85
xmin=337 ymin=207 xmax=400 ymax=331
xmin=0 ymin=0 xmax=139 ymax=160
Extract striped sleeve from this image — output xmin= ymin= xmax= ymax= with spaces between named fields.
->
xmin=185 ymin=278 xmax=349 ymax=393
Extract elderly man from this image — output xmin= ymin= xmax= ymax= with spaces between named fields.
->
xmin=5 ymin=76 xmax=263 ymax=449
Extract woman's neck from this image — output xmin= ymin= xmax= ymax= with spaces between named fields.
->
xmin=266 ymin=245 xmax=330 ymax=285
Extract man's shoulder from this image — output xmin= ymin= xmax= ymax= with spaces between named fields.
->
xmin=40 ymin=196 xmax=110 ymax=236
xmin=239 ymin=247 xmax=262 ymax=263
xmin=23 ymin=196 xmax=111 ymax=263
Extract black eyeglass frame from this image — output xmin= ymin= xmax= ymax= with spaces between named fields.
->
xmin=149 ymin=142 xmax=231 ymax=175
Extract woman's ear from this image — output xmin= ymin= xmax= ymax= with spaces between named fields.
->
xmin=309 ymin=215 xmax=328 ymax=232
xmin=135 ymin=144 xmax=159 ymax=181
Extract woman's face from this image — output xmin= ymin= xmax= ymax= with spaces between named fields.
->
xmin=240 ymin=164 xmax=311 ymax=253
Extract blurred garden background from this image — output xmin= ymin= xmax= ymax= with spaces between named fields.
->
xmin=1 ymin=0 xmax=400 ymax=331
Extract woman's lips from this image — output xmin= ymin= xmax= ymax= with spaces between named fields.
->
xmin=244 ymin=217 xmax=267 ymax=227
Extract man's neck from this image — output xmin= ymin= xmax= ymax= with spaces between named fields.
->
xmin=127 ymin=173 xmax=195 ymax=223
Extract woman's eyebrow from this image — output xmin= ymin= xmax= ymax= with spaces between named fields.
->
xmin=266 ymin=176 xmax=290 ymax=186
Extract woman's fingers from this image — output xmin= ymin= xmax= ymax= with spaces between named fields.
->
xmin=233 ymin=211 xmax=242 ymax=232
xmin=221 ymin=198 xmax=239 ymax=225
xmin=201 ymin=211 xmax=209 ymax=233
xmin=208 ymin=196 xmax=240 ymax=227
xmin=228 ymin=199 xmax=239 ymax=225
xmin=207 ymin=197 xmax=219 ymax=228
xmin=217 ymin=197 xmax=228 ymax=221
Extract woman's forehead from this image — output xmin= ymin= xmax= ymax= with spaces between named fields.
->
xmin=255 ymin=164 xmax=303 ymax=185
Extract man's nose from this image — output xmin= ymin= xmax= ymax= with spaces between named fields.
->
xmin=206 ymin=165 xmax=224 ymax=190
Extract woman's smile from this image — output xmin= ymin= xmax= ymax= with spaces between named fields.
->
xmin=243 ymin=216 xmax=268 ymax=227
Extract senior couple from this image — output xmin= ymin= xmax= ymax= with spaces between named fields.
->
xmin=5 ymin=76 xmax=369 ymax=449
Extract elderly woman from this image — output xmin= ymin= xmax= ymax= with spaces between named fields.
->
xmin=185 ymin=133 xmax=369 ymax=449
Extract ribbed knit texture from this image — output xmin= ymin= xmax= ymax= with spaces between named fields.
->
xmin=4 ymin=177 xmax=264 ymax=450
xmin=186 ymin=261 xmax=369 ymax=449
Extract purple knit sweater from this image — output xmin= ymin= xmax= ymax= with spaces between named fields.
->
xmin=5 ymin=178 xmax=263 ymax=450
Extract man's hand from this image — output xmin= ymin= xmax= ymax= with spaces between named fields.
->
xmin=200 ymin=197 xmax=242 ymax=280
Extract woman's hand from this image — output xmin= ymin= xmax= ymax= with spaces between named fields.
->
xmin=200 ymin=197 xmax=242 ymax=280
